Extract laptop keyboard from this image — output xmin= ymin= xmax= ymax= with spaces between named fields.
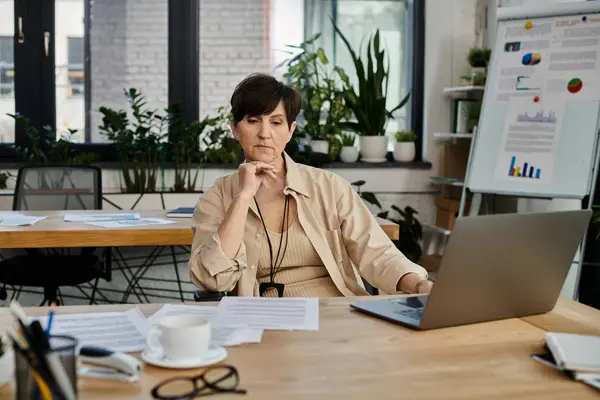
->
xmin=395 ymin=307 xmax=424 ymax=320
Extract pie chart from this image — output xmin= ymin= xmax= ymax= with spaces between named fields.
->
xmin=567 ymin=78 xmax=583 ymax=94
xmin=522 ymin=52 xmax=541 ymax=66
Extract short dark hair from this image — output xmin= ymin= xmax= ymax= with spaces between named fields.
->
xmin=230 ymin=73 xmax=302 ymax=128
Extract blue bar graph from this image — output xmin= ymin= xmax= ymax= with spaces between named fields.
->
xmin=508 ymin=156 xmax=541 ymax=179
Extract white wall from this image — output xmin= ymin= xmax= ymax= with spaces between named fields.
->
xmin=423 ymin=0 xmax=480 ymax=171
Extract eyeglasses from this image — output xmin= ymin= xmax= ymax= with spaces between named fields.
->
xmin=151 ymin=365 xmax=247 ymax=399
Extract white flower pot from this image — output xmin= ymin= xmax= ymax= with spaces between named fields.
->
xmin=394 ymin=142 xmax=416 ymax=162
xmin=340 ymin=146 xmax=359 ymax=163
xmin=310 ymin=140 xmax=329 ymax=154
xmin=359 ymin=136 xmax=388 ymax=162
xmin=0 ymin=350 xmax=14 ymax=385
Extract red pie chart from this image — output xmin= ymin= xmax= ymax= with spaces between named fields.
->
xmin=567 ymin=78 xmax=583 ymax=94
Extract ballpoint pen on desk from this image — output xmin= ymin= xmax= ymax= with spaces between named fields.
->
xmin=45 ymin=302 xmax=56 ymax=336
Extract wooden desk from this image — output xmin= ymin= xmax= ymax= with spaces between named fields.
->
xmin=0 ymin=210 xmax=399 ymax=248
xmin=0 ymin=296 xmax=598 ymax=399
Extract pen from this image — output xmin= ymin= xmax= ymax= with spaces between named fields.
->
xmin=45 ymin=302 xmax=56 ymax=336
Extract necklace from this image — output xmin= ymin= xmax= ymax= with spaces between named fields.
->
xmin=254 ymin=195 xmax=290 ymax=297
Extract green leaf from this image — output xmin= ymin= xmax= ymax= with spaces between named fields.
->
xmin=316 ymin=47 xmax=328 ymax=65
xmin=351 ymin=180 xmax=366 ymax=187
xmin=361 ymin=192 xmax=382 ymax=209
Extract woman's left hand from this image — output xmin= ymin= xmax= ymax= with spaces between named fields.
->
xmin=416 ymin=280 xmax=433 ymax=294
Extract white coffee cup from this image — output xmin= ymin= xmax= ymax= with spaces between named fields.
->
xmin=146 ymin=315 xmax=211 ymax=361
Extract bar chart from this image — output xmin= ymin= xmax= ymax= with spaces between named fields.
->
xmin=508 ymin=156 xmax=541 ymax=179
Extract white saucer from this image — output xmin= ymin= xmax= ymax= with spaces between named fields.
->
xmin=361 ymin=158 xmax=387 ymax=163
xmin=140 ymin=346 xmax=228 ymax=369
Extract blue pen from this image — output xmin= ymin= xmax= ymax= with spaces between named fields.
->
xmin=45 ymin=302 xmax=56 ymax=336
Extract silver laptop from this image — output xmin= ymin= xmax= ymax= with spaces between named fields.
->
xmin=350 ymin=210 xmax=592 ymax=330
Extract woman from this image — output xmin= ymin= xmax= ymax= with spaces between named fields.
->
xmin=189 ymin=73 xmax=433 ymax=298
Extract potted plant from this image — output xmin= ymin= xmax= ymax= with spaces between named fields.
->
xmin=280 ymin=34 xmax=351 ymax=157
xmin=333 ymin=23 xmax=411 ymax=162
xmin=200 ymin=107 xmax=243 ymax=165
xmin=393 ymin=130 xmax=417 ymax=162
xmin=167 ymin=104 xmax=217 ymax=192
xmin=467 ymin=47 xmax=491 ymax=85
xmin=8 ymin=113 xmax=96 ymax=166
xmin=389 ymin=205 xmax=423 ymax=263
xmin=461 ymin=102 xmax=481 ymax=133
xmin=99 ymin=88 xmax=167 ymax=193
xmin=338 ymin=132 xmax=358 ymax=163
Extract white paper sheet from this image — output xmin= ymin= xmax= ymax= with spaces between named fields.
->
xmin=64 ymin=213 xmax=141 ymax=222
xmin=146 ymin=304 xmax=263 ymax=346
xmin=214 ymin=297 xmax=319 ymax=331
xmin=0 ymin=215 xmax=47 ymax=227
xmin=85 ymin=218 xmax=175 ymax=228
xmin=31 ymin=308 xmax=148 ymax=353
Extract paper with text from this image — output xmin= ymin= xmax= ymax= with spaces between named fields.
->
xmin=85 ymin=218 xmax=175 ymax=228
xmin=64 ymin=213 xmax=141 ymax=222
xmin=214 ymin=297 xmax=319 ymax=331
xmin=31 ymin=308 xmax=148 ymax=353
xmin=146 ymin=304 xmax=263 ymax=346
xmin=495 ymin=96 xmax=565 ymax=184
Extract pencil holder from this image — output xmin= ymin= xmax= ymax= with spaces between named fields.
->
xmin=14 ymin=334 xmax=78 ymax=400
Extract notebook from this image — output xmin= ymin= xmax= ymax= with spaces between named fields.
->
xmin=545 ymin=332 xmax=600 ymax=373
xmin=165 ymin=207 xmax=195 ymax=218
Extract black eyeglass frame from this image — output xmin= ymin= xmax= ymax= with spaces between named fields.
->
xmin=151 ymin=365 xmax=247 ymax=400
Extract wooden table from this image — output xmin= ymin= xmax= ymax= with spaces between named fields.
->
xmin=0 ymin=210 xmax=400 ymax=248
xmin=0 ymin=296 xmax=599 ymax=399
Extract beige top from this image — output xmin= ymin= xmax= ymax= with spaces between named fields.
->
xmin=189 ymin=152 xmax=428 ymax=297
xmin=254 ymin=219 xmax=342 ymax=298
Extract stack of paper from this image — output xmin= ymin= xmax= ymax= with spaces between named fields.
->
xmin=146 ymin=304 xmax=263 ymax=347
xmin=27 ymin=298 xmax=320 ymax=355
xmin=533 ymin=332 xmax=600 ymax=392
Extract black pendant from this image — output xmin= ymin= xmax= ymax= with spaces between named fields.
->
xmin=259 ymin=282 xmax=285 ymax=297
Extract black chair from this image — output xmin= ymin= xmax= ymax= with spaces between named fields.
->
xmin=0 ymin=165 xmax=108 ymax=306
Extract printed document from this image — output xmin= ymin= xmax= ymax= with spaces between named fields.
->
xmin=31 ymin=309 xmax=148 ymax=353
xmin=146 ymin=304 xmax=263 ymax=346
xmin=64 ymin=213 xmax=141 ymax=222
xmin=214 ymin=297 xmax=319 ymax=331
xmin=85 ymin=218 xmax=175 ymax=228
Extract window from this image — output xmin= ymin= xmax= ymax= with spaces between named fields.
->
xmin=304 ymin=0 xmax=422 ymax=153
xmin=0 ymin=36 xmax=14 ymax=97
xmin=67 ymin=36 xmax=84 ymax=97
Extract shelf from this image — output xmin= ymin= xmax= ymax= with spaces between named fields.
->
xmin=443 ymin=85 xmax=485 ymax=95
xmin=430 ymin=176 xmax=464 ymax=187
xmin=433 ymin=133 xmax=473 ymax=141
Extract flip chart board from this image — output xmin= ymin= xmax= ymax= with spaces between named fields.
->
xmin=466 ymin=2 xmax=600 ymax=199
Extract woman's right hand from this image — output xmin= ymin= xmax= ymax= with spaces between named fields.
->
xmin=238 ymin=161 xmax=277 ymax=198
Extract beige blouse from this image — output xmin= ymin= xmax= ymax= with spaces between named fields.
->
xmin=189 ymin=152 xmax=428 ymax=297
xmin=254 ymin=218 xmax=342 ymax=298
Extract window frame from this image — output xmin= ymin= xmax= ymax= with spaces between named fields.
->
xmin=1 ymin=0 xmax=425 ymax=163
xmin=1 ymin=0 xmax=199 ymax=162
